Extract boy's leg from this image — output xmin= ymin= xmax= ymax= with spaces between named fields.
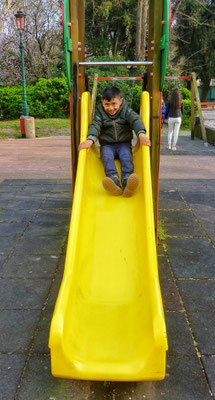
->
xmin=101 ymin=145 xmax=122 ymax=195
xmin=117 ymin=143 xmax=139 ymax=197
xmin=117 ymin=143 xmax=134 ymax=178
xmin=100 ymin=144 xmax=118 ymax=177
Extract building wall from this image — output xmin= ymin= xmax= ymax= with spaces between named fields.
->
xmin=198 ymin=87 xmax=215 ymax=102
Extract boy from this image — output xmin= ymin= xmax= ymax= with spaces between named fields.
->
xmin=78 ymin=86 xmax=151 ymax=197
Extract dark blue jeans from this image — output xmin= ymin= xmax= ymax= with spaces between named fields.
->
xmin=100 ymin=143 xmax=134 ymax=179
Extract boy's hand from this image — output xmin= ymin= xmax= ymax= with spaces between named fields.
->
xmin=78 ymin=139 xmax=93 ymax=153
xmin=139 ymin=133 xmax=151 ymax=147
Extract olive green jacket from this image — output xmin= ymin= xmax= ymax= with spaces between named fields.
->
xmin=87 ymin=99 xmax=146 ymax=145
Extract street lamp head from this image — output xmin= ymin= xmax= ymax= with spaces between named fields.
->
xmin=15 ymin=10 xmax=26 ymax=30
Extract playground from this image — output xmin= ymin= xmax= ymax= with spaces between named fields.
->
xmin=0 ymin=133 xmax=215 ymax=399
xmin=0 ymin=0 xmax=215 ymax=398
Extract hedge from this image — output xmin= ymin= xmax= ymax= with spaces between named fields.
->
xmin=0 ymin=75 xmax=70 ymax=120
xmin=0 ymin=72 xmax=197 ymax=126
xmin=0 ymin=76 xmax=144 ymax=120
xmin=181 ymin=99 xmax=198 ymax=129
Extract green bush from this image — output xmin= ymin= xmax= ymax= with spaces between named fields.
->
xmin=181 ymin=88 xmax=191 ymax=100
xmin=181 ymin=99 xmax=198 ymax=129
xmin=0 ymin=75 xmax=70 ymax=120
xmin=131 ymin=85 xmax=142 ymax=113
xmin=0 ymin=86 xmax=23 ymax=119
xmin=0 ymin=68 xmax=144 ymax=119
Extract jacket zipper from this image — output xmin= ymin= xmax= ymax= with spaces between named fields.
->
xmin=113 ymin=120 xmax=117 ymax=141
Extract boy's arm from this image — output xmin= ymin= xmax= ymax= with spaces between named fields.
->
xmin=138 ymin=132 xmax=151 ymax=146
xmin=87 ymin=114 xmax=102 ymax=143
xmin=78 ymin=139 xmax=93 ymax=152
xmin=126 ymin=108 xmax=151 ymax=146
xmin=78 ymin=113 xmax=102 ymax=152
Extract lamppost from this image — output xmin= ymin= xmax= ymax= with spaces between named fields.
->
xmin=15 ymin=10 xmax=29 ymax=117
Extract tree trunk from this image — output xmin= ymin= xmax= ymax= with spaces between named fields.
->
xmin=136 ymin=0 xmax=148 ymax=61
xmin=200 ymin=75 xmax=210 ymax=102
xmin=201 ymin=84 xmax=210 ymax=102
xmin=140 ymin=0 xmax=148 ymax=59
xmin=113 ymin=30 xmax=119 ymax=56
xmin=136 ymin=0 xmax=144 ymax=60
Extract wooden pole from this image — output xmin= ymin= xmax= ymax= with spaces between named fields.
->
xmin=147 ymin=0 xmax=163 ymax=239
xmin=191 ymin=77 xmax=195 ymax=140
xmin=78 ymin=0 xmax=85 ymax=97
xmin=191 ymin=72 xmax=208 ymax=145
xmin=91 ymin=74 xmax=98 ymax=119
xmin=70 ymin=0 xmax=80 ymax=191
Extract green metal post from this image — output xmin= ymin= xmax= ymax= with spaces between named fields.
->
xmin=19 ymin=31 xmax=29 ymax=117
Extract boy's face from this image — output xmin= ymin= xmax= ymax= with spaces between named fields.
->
xmin=101 ymin=96 xmax=123 ymax=116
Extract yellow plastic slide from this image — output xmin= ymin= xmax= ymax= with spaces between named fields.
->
xmin=49 ymin=91 xmax=168 ymax=381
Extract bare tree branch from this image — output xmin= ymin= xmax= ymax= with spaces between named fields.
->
xmin=193 ymin=0 xmax=215 ymax=16
xmin=178 ymin=10 xmax=215 ymax=28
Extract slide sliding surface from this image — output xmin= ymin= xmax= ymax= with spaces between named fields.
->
xmin=49 ymin=91 xmax=168 ymax=381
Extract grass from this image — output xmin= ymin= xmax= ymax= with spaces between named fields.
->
xmin=1 ymin=118 xmax=191 ymax=140
xmin=158 ymin=219 xmax=166 ymax=241
xmin=0 ymin=118 xmax=70 ymax=139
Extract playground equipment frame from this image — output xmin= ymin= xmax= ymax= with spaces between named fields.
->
xmin=66 ymin=0 xmax=169 ymax=233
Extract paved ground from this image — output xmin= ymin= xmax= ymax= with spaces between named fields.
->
xmin=202 ymin=109 xmax=215 ymax=130
xmin=0 ymin=137 xmax=72 ymax=180
xmin=0 ymin=134 xmax=214 ymax=400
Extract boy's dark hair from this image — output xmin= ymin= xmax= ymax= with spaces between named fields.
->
xmin=102 ymin=86 xmax=121 ymax=101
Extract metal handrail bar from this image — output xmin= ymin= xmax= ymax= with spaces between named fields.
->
xmin=201 ymin=102 xmax=215 ymax=106
xmin=79 ymin=61 xmax=153 ymax=67
xmin=97 ymin=77 xmax=143 ymax=81
xmin=165 ymin=76 xmax=192 ymax=80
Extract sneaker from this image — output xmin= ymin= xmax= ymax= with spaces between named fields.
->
xmin=172 ymin=146 xmax=176 ymax=151
xmin=102 ymin=175 xmax=122 ymax=196
xmin=122 ymin=173 xmax=139 ymax=197
xmin=168 ymin=144 xmax=171 ymax=150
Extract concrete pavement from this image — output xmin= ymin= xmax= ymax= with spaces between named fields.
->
xmin=0 ymin=134 xmax=214 ymax=400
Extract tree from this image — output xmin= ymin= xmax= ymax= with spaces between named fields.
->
xmin=24 ymin=0 xmax=63 ymax=80
xmin=0 ymin=0 xmax=12 ymax=33
xmin=85 ymin=0 xmax=141 ymax=60
xmin=0 ymin=0 xmax=64 ymax=85
xmin=0 ymin=0 xmax=150 ymax=86
xmin=135 ymin=0 xmax=148 ymax=60
xmin=173 ymin=0 xmax=215 ymax=101
xmin=0 ymin=2 xmax=21 ymax=85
